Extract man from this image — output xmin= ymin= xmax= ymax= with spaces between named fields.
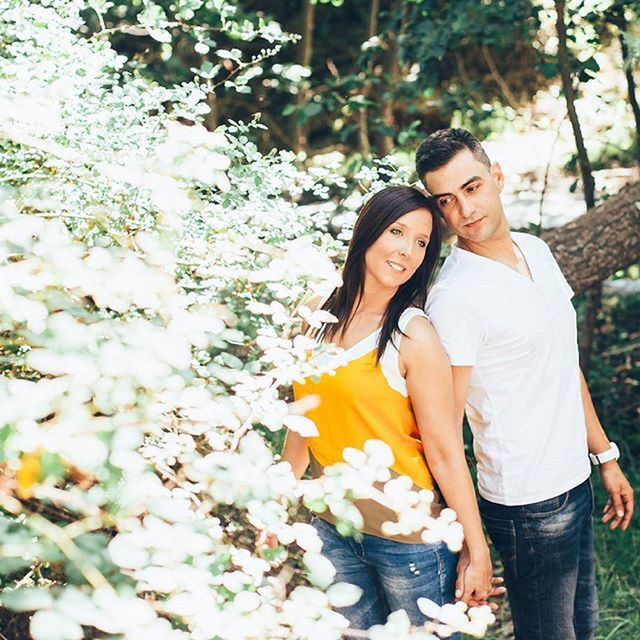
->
xmin=415 ymin=128 xmax=634 ymax=640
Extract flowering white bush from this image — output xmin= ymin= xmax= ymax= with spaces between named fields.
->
xmin=0 ymin=2 xmax=490 ymax=639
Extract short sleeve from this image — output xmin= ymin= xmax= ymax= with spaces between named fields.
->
xmin=425 ymin=287 xmax=484 ymax=366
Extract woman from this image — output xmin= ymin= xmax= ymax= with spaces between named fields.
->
xmin=283 ymin=186 xmax=497 ymax=632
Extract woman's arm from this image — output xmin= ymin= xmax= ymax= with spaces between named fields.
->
xmin=281 ymin=429 xmax=310 ymax=480
xmin=402 ymin=315 xmax=492 ymax=605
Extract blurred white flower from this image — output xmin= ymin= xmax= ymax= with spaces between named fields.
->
xmin=282 ymin=414 xmax=319 ymax=437
xmin=303 ymin=552 xmax=337 ymax=589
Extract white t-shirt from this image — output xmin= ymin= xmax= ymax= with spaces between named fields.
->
xmin=426 ymin=232 xmax=591 ymax=506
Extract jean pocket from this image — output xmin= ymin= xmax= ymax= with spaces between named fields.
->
xmin=481 ymin=513 xmax=518 ymax=573
xmin=523 ymin=491 xmax=571 ymax=518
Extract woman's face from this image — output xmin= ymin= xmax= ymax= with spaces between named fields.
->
xmin=363 ymin=207 xmax=433 ymax=291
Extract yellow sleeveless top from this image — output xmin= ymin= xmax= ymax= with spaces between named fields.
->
xmin=293 ymin=307 xmax=440 ymax=542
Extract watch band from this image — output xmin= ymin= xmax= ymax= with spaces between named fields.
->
xmin=589 ymin=442 xmax=620 ymax=465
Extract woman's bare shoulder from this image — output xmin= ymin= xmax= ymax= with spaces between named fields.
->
xmin=400 ymin=313 xmax=447 ymax=364
xmin=403 ymin=313 xmax=437 ymax=343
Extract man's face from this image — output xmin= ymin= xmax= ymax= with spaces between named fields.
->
xmin=422 ymin=149 xmax=507 ymax=244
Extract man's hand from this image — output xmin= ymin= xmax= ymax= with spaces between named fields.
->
xmin=455 ymin=543 xmax=505 ymax=610
xmin=599 ymin=461 xmax=634 ymax=531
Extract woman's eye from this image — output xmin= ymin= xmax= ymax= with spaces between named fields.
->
xmin=390 ymin=227 xmax=402 ymax=235
xmin=417 ymin=240 xmax=427 ymax=248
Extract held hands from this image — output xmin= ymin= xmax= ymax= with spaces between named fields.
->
xmin=599 ymin=460 xmax=634 ymax=531
xmin=455 ymin=543 xmax=506 ymax=610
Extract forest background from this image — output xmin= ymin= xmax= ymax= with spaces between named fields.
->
xmin=0 ymin=0 xmax=638 ymax=639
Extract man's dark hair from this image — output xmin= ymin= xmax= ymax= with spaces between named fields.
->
xmin=415 ymin=128 xmax=491 ymax=187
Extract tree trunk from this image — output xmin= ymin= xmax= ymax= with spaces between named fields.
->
xmin=204 ymin=91 xmax=218 ymax=131
xmin=555 ymin=0 xmax=598 ymax=371
xmin=617 ymin=10 xmax=640 ymax=166
xmin=293 ymin=0 xmax=316 ymax=155
xmin=377 ymin=0 xmax=404 ymax=157
xmin=378 ymin=29 xmax=399 ymax=156
xmin=555 ymin=0 xmax=595 ymax=210
xmin=357 ymin=0 xmax=380 ymax=156
xmin=541 ymin=180 xmax=640 ymax=295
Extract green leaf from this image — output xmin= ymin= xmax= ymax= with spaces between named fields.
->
xmin=0 ymin=423 xmax=11 ymax=450
xmin=1 ymin=588 xmax=53 ymax=612
xmin=220 ymin=328 xmax=245 ymax=344
xmin=303 ymin=498 xmax=328 ymax=513
xmin=88 ymin=0 xmax=114 ymax=15
xmin=302 ymin=102 xmax=323 ymax=118
xmin=216 ymin=49 xmax=241 ymax=63
xmin=218 ymin=352 xmax=243 ymax=369
xmin=39 ymin=452 xmax=66 ymax=480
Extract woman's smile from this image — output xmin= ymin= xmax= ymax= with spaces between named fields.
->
xmin=387 ymin=259 xmax=406 ymax=273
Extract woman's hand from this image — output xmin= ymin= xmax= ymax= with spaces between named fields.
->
xmin=455 ymin=543 xmax=505 ymax=610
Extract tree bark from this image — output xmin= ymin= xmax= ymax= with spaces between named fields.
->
xmin=204 ymin=91 xmax=218 ymax=131
xmin=555 ymin=0 xmax=598 ymax=370
xmin=293 ymin=0 xmax=316 ymax=155
xmin=541 ymin=180 xmax=640 ymax=295
xmin=357 ymin=0 xmax=380 ymax=156
xmin=555 ymin=0 xmax=595 ymax=210
xmin=378 ymin=29 xmax=399 ymax=156
xmin=617 ymin=10 xmax=640 ymax=166
xmin=377 ymin=0 xmax=404 ymax=157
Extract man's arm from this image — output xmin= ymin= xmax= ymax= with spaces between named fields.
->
xmin=580 ymin=369 xmax=634 ymax=531
xmin=451 ymin=365 xmax=473 ymax=428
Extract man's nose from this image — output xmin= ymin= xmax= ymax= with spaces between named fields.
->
xmin=458 ymin=195 xmax=475 ymax=218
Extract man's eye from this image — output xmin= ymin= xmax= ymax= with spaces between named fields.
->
xmin=439 ymin=197 xmax=452 ymax=208
xmin=467 ymin=184 xmax=478 ymax=193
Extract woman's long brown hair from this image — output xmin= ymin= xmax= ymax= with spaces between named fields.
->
xmin=317 ymin=185 xmax=442 ymax=362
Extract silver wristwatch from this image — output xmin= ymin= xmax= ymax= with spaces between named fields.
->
xmin=589 ymin=442 xmax=620 ymax=466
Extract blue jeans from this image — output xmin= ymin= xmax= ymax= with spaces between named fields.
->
xmin=479 ymin=479 xmax=598 ymax=640
xmin=311 ymin=515 xmax=460 ymax=635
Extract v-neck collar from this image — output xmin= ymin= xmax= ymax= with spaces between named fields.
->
xmin=451 ymin=234 xmax=535 ymax=284
xmin=339 ymin=327 xmax=381 ymax=354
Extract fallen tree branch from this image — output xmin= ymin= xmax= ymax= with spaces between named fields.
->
xmin=542 ymin=181 xmax=640 ymax=295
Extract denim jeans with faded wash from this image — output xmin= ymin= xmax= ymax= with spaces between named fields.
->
xmin=480 ymin=478 xmax=598 ymax=640
xmin=311 ymin=515 xmax=461 ymax=637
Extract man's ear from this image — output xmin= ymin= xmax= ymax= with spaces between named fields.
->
xmin=490 ymin=161 xmax=504 ymax=191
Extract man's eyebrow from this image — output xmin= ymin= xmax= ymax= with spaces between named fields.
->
xmin=431 ymin=175 xmax=483 ymax=199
